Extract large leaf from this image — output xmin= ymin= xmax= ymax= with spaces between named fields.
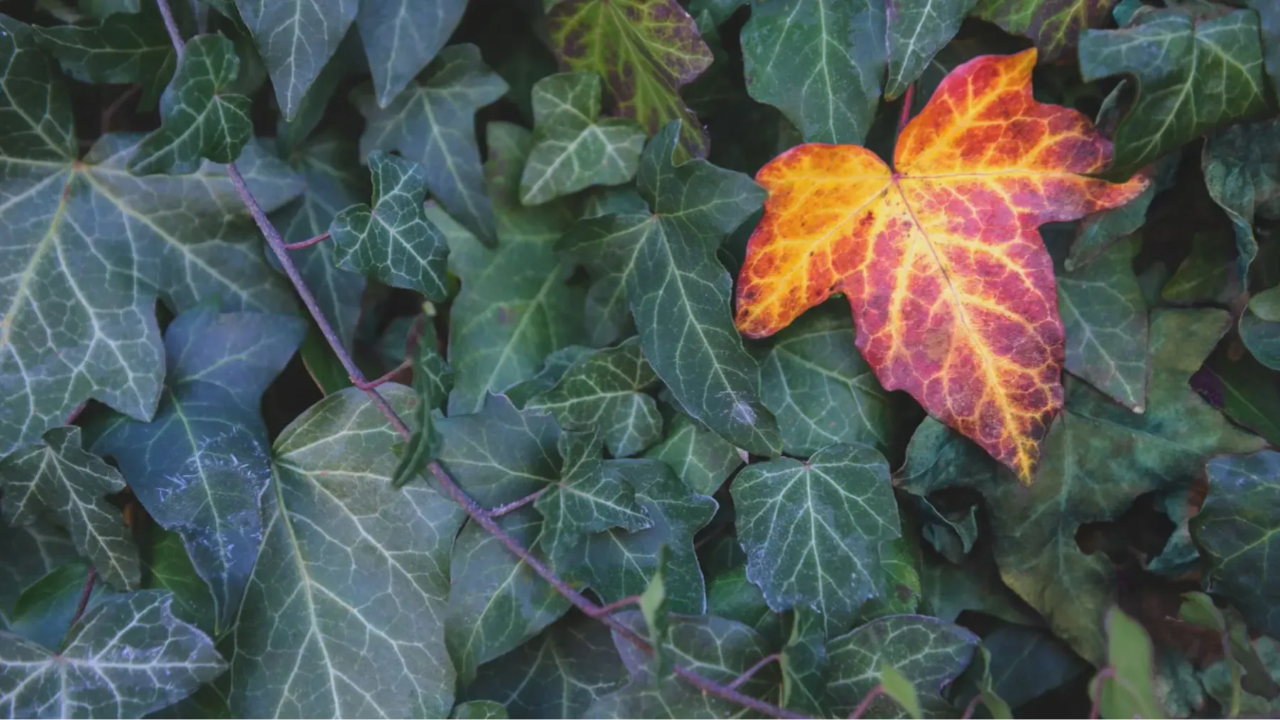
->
xmin=900 ymin=310 xmax=1265 ymax=664
xmin=973 ymin=0 xmax=1116 ymax=60
xmin=1202 ymin=119 xmax=1280 ymax=286
xmin=329 ymin=151 xmax=449 ymax=300
xmin=731 ymin=444 xmax=900 ymax=634
xmin=93 ymin=306 xmax=305 ymax=635
xmin=0 ymin=16 xmax=302 ymax=457
xmin=0 ymin=591 xmax=225 ymax=718
xmin=1079 ymin=6 xmax=1270 ymax=177
xmin=234 ymin=0 xmax=357 ymax=120
xmin=825 ymin=615 xmax=979 ymax=718
xmin=546 ymin=0 xmax=713 ymax=158
xmin=562 ymin=122 xmax=780 ymax=455
xmin=735 ymin=50 xmax=1147 ymax=482
xmin=228 ymin=386 xmax=465 ymax=717
xmin=356 ymin=0 xmax=467 ymax=107
xmin=520 ymin=72 xmax=646 ymax=206
xmin=0 ymin=427 xmax=139 ymax=592
xmin=435 ymin=393 xmax=562 ymax=507
xmin=448 ymin=123 xmax=583 ymax=413
xmin=1192 ymin=450 xmax=1280 ymax=639
xmin=355 ymin=44 xmax=507 ymax=244
xmin=643 ymin=413 xmax=743 ymax=495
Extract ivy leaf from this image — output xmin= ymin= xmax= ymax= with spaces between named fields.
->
xmin=643 ymin=413 xmax=743 ymax=495
xmin=128 ymin=35 xmax=252 ymax=175
xmin=900 ymin=310 xmax=1265 ymax=664
xmin=1057 ymin=235 xmax=1149 ymax=411
xmin=1079 ymin=6 xmax=1271 ymax=177
xmin=92 ymin=306 xmax=305 ymax=634
xmin=1249 ymin=0 xmax=1280 ymax=98
xmin=448 ymin=123 xmax=584 ymax=413
xmin=145 ymin=529 xmax=217 ymax=637
xmin=520 ymin=72 xmax=646 ymax=206
xmin=0 ymin=523 xmax=77 ymax=630
xmin=535 ymin=430 xmax=653 ymax=566
xmin=885 ymin=0 xmax=978 ymax=100
xmin=1202 ymin=119 xmax=1280 ymax=287
xmin=781 ymin=609 xmax=830 ymax=715
xmin=981 ymin=623 xmax=1089 ymax=709
xmin=463 ymin=612 xmax=627 ymax=719
xmin=356 ymin=0 xmax=467 ymax=107
xmin=759 ymin=303 xmax=916 ymax=459
xmin=706 ymin=565 xmax=784 ymax=644
xmin=732 ymin=444 xmax=900 ymax=634
xmin=825 ymin=615 xmax=979 ymax=718
xmin=390 ymin=341 xmax=453 ymax=488
xmin=0 ymin=427 xmax=139 ymax=592
xmin=1192 ymin=450 xmax=1280 ymax=639
xmin=0 ymin=591 xmax=225 ymax=718
xmin=1 ymin=15 xmax=301 ymax=457
xmin=1093 ymin=608 xmax=1164 ymax=719
xmin=639 ymin=545 xmax=674 ymax=678
xmin=446 ymin=507 xmax=571 ymax=686
xmin=527 ymin=339 xmax=663 ymax=458
xmin=234 ymin=0 xmax=357 ymax=120
xmin=973 ymin=0 xmax=1116 ymax=60
xmin=435 ymin=394 xmax=562 ymax=507
xmin=564 ymin=459 xmax=717 ymax=614
xmin=450 ymin=700 xmax=508 ymax=719
xmin=329 ymin=151 xmax=449 ymax=300
xmin=562 ymin=122 xmax=780 ymax=455
xmin=1241 ymin=308 xmax=1280 ymax=371
xmin=547 ymin=0 xmax=713 ymax=158
xmin=355 ymin=44 xmax=507 ymax=244
xmin=505 ymin=346 xmax=596 ymax=410
xmin=736 ymin=50 xmax=1148 ymax=483
xmin=6 ymin=561 xmax=112 ymax=651
xmin=228 ymin=386 xmax=465 ymax=717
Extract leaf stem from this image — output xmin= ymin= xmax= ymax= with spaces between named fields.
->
xmin=353 ymin=358 xmax=412 ymax=391
xmin=67 ymin=566 xmax=96 ymax=637
xmin=897 ymin=84 xmax=916 ymax=138
xmin=155 ymin=0 xmax=184 ymax=53
xmin=961 ymin=693 xmax=983 ymax=719
xmin=488 ymin=488 xmax=547 ymax=518
xmin=849 ymin=684 xmax=887 ymax=719
xmin=728 ymin=652 xmax=781 ymax=690
xmin=586 ymin=594 xmax=641 ymax=618
xmin=282 ymin=231 xmax=330 ymax=251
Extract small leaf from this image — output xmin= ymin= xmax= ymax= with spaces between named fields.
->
xmin=356 ymin=0 xmax=467 ymax=107
xmin=731 ymin=444 xmax=901 ymax=634
xmin=0 ymin=427 xmax=140 ymax=591
xmin=643 ymin=413 xmax=743 ymax=495
xmin=881 ymin=664 xmax=923 ymax=719
xmin=0 ymin=591 xmax=225 ymax=718
xmin=1079 ymin=6 xmax=1271 ymax=176
xmin=1202 ymin=119 xmax=1280 ymax=286
xmin=34 ymin=1 xmax=176 ymax=107
xmin=128 ymin=35 xmax=253 ymax=175
xmin=520 ymin=72 xmax=646 ymax=205
xmin=390 ymin=340 xmax=453 ymax=488
xmin=435 ymin=393 xmax=562 ymax=507
xmin=1092 ymin=607 xmax=1163 ymax=719
xmin=234 ymin=0 xmax=357 ymax=119
xmin=1241 ymin=308 xmax=1280 ymax=371
xmin=1253 ymin=286 xmax=1280 ymax=323
xmin=355 ymin=45 xmax=507 ymax=243
xmin=329 ymin=151 xmax=449 ymax=299
xmin=527 ymin=339 xmax=663 ymax=458
xmin=639 ymin=545 xmax=673 ymax=678
xmin=973 ymin=0 xmax=1116 ymax=60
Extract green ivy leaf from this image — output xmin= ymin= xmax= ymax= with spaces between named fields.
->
xmin=0 ymin=591 xmax=224 ymax=717
xmin=0 ymin=523 xmax=77 ymax=631
xmin=1066 ymin=154 xmax=1178 ymax=272
xmin=145 ymin=529 xmax=217 ymax=638
xmin=520 ymin=72 xmax=646 ymax=206
xmin=973 ymin=0 xmax=1115 ymax=60
xmin=643 ymin=413 xmax=743 ymax=495
xmin=1202 ymin=119 xmax=1280 ymax=286
xmin=705 ymin=564 xmax=784 ymax=644
xmin=446 ymin=507 xmax=571 ymax=686
xmin=463 ymin=612 xmax=627 ymax=718
xmin=1241 ymin=308 xmax=1280 ymax=371
xmin=639 ymin=545 xmax=674 ymax=678
xmin=329 ymin=151 xmax=449 ymax=299
xmin=448 ymin=123 xmax=584 ymax=413
xmin=1092 ymin=608 xmax=1164 ymax=719
xmin=1057 ymin=235 xmax=1149 ymax=411
xmin=527 ymin=339 xmax=663 ymax=458
xmin=390 ymin=340 xmax=453 ymax=488
xmin=228 ymin=386 xmax=464 ymax=717
xmin=234 ymin=0 xmax=356 ymax=120
xmin=900 ymin=310 xmax=1265 ymax=664
xmin=7 ymin=562 xmax=111 ymax=651
xmin=357 ymin=0 xmax=467 ymax=107
xmin=504 ymin=346 xmax=596 ymax=410
xmin=781 ymin=609 xmax=829 ymax=715
xmin=92 ymin=306 xmax=305 ymax=634
xmin=355 ymin=44 xmax=507 ymax=244
xmin=981 ymin=623 xmax=1089 ymax=709
xmin=128 ymin=35 xmax=252 ymax=175
xmin=435 ymin=394 xmax=562 ymax=507
xmin=1193 ymin=450 xmax=1280 ymax=639
xmin=1079 ymin=6 xmax=1271 ymax=176
xmin=0 ymin=427 xmax=140 ymax=592
xmin=450 ymin=700 xmax=508 ymax=719
xmin=1254 ymin=286 xmax=1280 ymax=322
xmin=1161 ymin=232 xmax=1237 ymax=306
xmin=825 ymin=615 xmax=979 ymax=718
xmin=886 ymin=0 xmax=978 ymax=99
xmin=547 ymin=0 xmax=713 ymax=158
xmin=732 ymin=444 xmax=900 ymax=634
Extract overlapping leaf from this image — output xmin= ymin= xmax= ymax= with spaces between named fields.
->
xmin=547 ymin=0 xmax=713 ymax=158
xmin=736 ymin=50 xmax=1148 ymax=482
xmin=0 ymin=523 xmax=76 ymax=631
xmin=561 ymin=122 xmax=780 ymax=455
xmin=0 ymin=591 xmax=224 ymax=718
xmin=34 ymin=1 xmax=176 ymax=107
xmin=234 ymin=0 xmax=357 ymax=120
xmin=0 ymin=427 xmax=139 ymax=592
xmin=1202 ymin=119 xmax=1280 ymax=286
xmin=435 ymin=393 xmax=562 ymax=507
xmin=520 ymin=72 xmax=646 ymax=206
xmin=1 ymin=16 xmax=302 ymax=457
xmin=356 ymin=0 xmax=467 ymax=107
xmin=1079 ymin=6 xmax=1271 ymax=176
xmin=643 ymin=413 xmax=743 ymax=495
xmin=229 ymin=386 xmax=464 ymax=717
xmin=973 ymin=0 xmax=1116 ymax=60
xmin=355 ymin=45 xmax=507 ymax=243
xmin=390 ymin=340 xmax=453 ymax=488
xmin=93 ymin=306 xmax=305 ymax=635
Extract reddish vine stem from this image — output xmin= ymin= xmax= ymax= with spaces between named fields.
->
xmin=960 ymin=693 xmax=983 ymax=719
xmin=1088 ymin=666 xmax=1117 ymax=719
xmin=282 ymin=231 xmax=330 ymax=251
xmin=488 ymin=487 xmax=547 ymax=518
xmin=848 ymin=684 xmax=887 ymax=719
xmin=586 ymin=594 xmax=640 ymax=618
xmin=728 ymin=653 xmax=781 ymax=690
xmin=897 ymin=84 xmax=916 ymax=136
xmin=354 ymin=358 xmax=412 ymax=390
xmin=69 ymin=566 xmax=97 ymax=630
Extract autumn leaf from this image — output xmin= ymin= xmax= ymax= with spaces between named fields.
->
xmin=734 ymin=49 xmax=1148 ymax=483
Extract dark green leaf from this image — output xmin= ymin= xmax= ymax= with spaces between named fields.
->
xmin=436 ymin=393 xmax=561 ymax=507
xmin=1161 ymin=232 xmax=1238 ymax=306
xmin=1079 ymin=7 xmax=1271 ymax=176
xmin=329 ymin=151 xmax=449 ymax=299
xmin=705 ymin=565 xmax=784 ymax=644
xmin=982 ymin=622 xmax=1088 ymax=708
xmin=355 ymin=45 xmax=507 ymax=243
xmin=643 ymin=413 xmax=743 ymax=495
xmin=450 ymin=700 xmax=508 ymax=719
xmin=357 ymin=0 xmax=467 ymax=107
xmin=732 ymin=444 xmax=900 ymax=634
xmin=1241 ymin=307 xmax=1280 ymax=371
xmin=390 ymin=340 xmax=452 ymax=488
xmin=144 ymin=529 xmax=217 ymax=638
xmin=274 ymin=31 xmax=361 ymax=158
xmin=0 ymin=522 xmax=76 ymax=631
xmin=7 ymin=562 xmax=110 ymax=650
xmin=974 ymin=0 xmax=1114 ymax=60
xmin=234 ymin=0 xmax=357 ymax=119
xmin=504 ymin=346 xmax=596 ymax=410
xmin=639 ymin=545 xmax=673 ymax=678
xmin=0 ymin=426 xmax=139 ymax=591
xmin=781 ymin=609 xmax=829 ymax=715
xmin=94 ymin=306 xmax=304 ymax=634
xmin=34 ymin=1 xmax=175 ymax=107
xmin=886 ymin=0 xmax=978 ymax=99
xmin=1202 ymin=119 xmax=1280 ymax=286
xmin=520 ymin=72 xmax=646 ymax=206
xmin=0 ymin=591 xmax=225 ymax=718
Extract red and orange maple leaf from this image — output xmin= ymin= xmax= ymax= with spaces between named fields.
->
xmin=734 ymin=50 xmax=1148 ymax=483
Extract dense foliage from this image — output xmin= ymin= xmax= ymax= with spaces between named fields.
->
xmin=1 ymin=0 xmax=1279 ymax=717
